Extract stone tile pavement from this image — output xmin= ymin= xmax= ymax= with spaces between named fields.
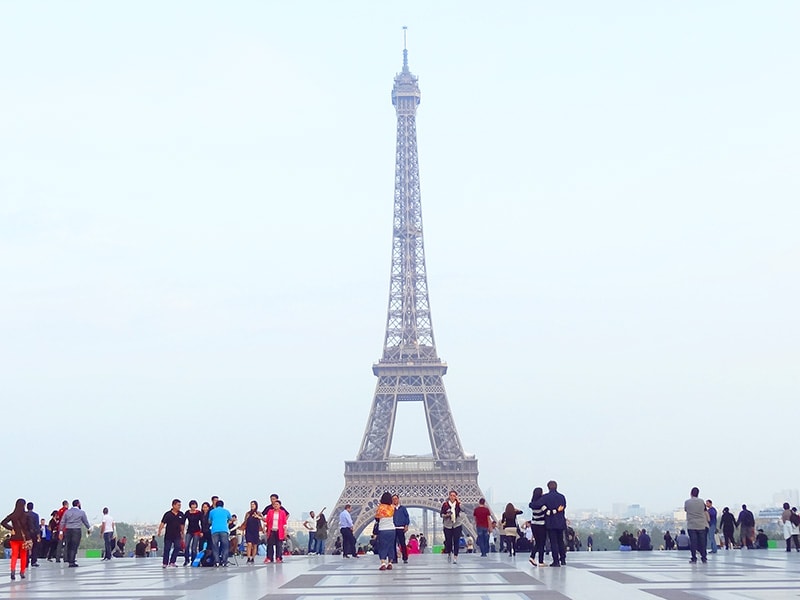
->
xmin=2 ymin=549 xmax=800 ymax=599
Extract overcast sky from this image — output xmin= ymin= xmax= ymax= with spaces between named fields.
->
xmin=1 ymin=1 xmax=798 ymax=524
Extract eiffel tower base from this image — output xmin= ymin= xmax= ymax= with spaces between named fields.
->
xmin=328 ymin=458 xmax=487 ymax=551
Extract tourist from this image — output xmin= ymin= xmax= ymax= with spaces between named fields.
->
xmin=473 ymin=497 xmax=492 ymax=557
xmin=39 ymin=518 xmax=51 ymax=560
xmin=638 ymin=529 xmax=652 ymax=551
xmin=407 ymin=533 xmax=420 ymax=554
xmin=705 ymin=499 xmax=718 ymax=553
xmin=675 ymin=529 xmax=690 ymax=550
xmin=684 ymin=487 xmax=707 ymax=564
xmin=500 ymin=502 xmax=522 ymax=557
xmin=157 ymin=499 xmax=185 ymax=568
xmin=135 ymin=538 xmax=148 ymax=558
xmin=737 ymin=504 xmax=755 ymax=549
xmin=49 ymin=501 xmax=68 ymax=562
xmin=782 ymin=504 xmax=800 ymax=552
xmin=754 ymin=529 xmax=768 ymax=549
xmin=392 ymin=495 xmax=409 ymax=564
xmin=100 ymin=507 xmax=115 ymax=560
xmin=663 ymin=530 xmax=674 ymax=550
xmin=719 ymin=507 xmax=736 ymax=549
xmin=264 ymin=498 xmax=288 ymax=563
xmin=339 ymin=504 xmax=357 ymax=559
xmin=25 ymin=502 xmax=41 ymax=567
xmin=529 ymin=487 xmax=547 ymax=566
xmin=241 ymin=501 xmax=263 ymax=564
xmin=315 ymin=511 xmax=328 ymax=555
xmin=209 ymin=499 xmax=231 ymax=567
xmin=200 ymin=502 xmax=212 ymax=554
xmin=59 ymin=499 xmax=92 ymax=568
xmin=375 ymin=492 xmax=395 ymax=571
xmin=149 ymin=535 xmax=158 ymax=557
xmin=542 ymin=480 xmax=567 ymax=567
xmin=1 ymin=498 xmax=34 ymax=580
xmin=303 ymin=510 xmax=318 ymax=555
xmin=183 ymin=500 xmax=203 ymax=566
xmin=440 ymin=490 xmax=465 ymax=564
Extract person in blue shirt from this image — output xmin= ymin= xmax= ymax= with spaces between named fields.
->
xmin=208 ymin=500 xmax=232 ymax=567
xmin=391 ymin=495 xmax=410 ymax=564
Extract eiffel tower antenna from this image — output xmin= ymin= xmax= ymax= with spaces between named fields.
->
xmin=329 ymin=32 xmax=488 ymax=546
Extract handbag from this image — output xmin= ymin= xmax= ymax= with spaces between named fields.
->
xmin=23 ymin=539 xmax=33 ymax=551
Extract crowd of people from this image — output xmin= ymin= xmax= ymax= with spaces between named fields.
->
xmin=5 ymin=484 xmax=797 ymax=580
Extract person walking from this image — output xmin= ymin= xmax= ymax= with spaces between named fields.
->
xmin=473 ymin=498 xmax=492 ymax=557
xmin=501 ymin=503 xmax=523 ymax=557
xmin=2 ymin=499 xmax=34 ymax=580
xmin=25 ymin=502 xmax=41 ymax=567
xmin=339 ymin=504 xmax=357 ymax=559
xmin=440 ymin=490 xmax=465 ymax=564
xmin=157 ymin=499 xmax=185 ymax=568
xmin=375 ymin=492 xmax=396 ymax=571
xmin=684 ymin=487 xmax=708 ymax=564
xmin=737 ymin=504 xmax=756 ymax=549
xmin=542 ymin=481 xmax=567 ymax=567
xmin=719 ymin=507 xmax=736 ymax=549
xmin=392 ymin=495 xmax=409 ymax=564
xmin=528 ymin=487 xmax=547 ymax=566
xmin=59 ymin=499 xmax=91 ymax=568
xmin=100 ymin=507 xmax=115 ymax=560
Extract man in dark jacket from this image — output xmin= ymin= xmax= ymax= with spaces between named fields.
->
xmin=542 ymin=480 xmax=567 ymax=567
xmin=737 ymin=504 xmax=756 ymax=549
xmin=391 ymin=495 xmax=410 ymax=564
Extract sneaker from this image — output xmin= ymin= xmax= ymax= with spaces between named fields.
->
xmin=539 ymin=562 xmax=547 ymax=566
xmin=20 ymin=573 xmax=25 ymax=579
xmin=10 ymin=572 xmax=15 ymax=581
xmin=701 ymin=558 xmax=707 ymax=564
xmin=387 ymin=563 xmax=393 ymax=570
xmin=447 ymin=553 xmax=452 ymax=563
xmin=69 ymin=563 xmax=79 ymax=568
xmin=379 ymin=564 xmax=387 ymax=571
xmin=529 ymin=558 xmax=537 ymax=567
xmin=276 ymin=558 xmax=283 ymax=563
xmin=162 ymin=564 xmax=168 ymax=569
xmin=403 ymin=559 xmax=408 ymax=564
xmin=689 ymin=558 xmax=697 ymax=564
xmin=452 ymin=557 xmax=457 ymax=564
xmin=264 ymin=558 xmax=272 ymax=564
xmin=550 ymin=562 xmax=561 ymax=567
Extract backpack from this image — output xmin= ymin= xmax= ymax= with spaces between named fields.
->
xmin=790 ymin=512 xmax=800 ymax=527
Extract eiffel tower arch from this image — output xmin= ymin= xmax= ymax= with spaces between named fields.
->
xmin=328 ymin=37 xmax=489 ymax=547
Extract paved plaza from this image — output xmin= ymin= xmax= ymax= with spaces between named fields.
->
xmin=2 ymin=550 xmax=800 ymax=600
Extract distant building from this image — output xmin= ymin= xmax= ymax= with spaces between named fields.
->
xmin=625 ymin=504 xmax=646 ymax=518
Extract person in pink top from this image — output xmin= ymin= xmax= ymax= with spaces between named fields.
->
xmin=263 ymin=499 xmax=288 ymax=564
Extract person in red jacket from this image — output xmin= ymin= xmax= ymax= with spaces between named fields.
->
xmin=263 ymin=499 xmax=288 ymax=564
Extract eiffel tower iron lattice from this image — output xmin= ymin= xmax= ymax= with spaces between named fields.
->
xmin=328 ymin=41 xmax=488 ymax=548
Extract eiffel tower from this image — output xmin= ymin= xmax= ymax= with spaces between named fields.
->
xmin=329 ymin=37 xmax=488 ymax=545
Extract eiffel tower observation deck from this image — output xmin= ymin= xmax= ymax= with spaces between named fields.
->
xmin=329 ymin=35 xmax=488 ymax=543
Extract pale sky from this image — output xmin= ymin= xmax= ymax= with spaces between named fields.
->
xmin=1 ymin=1 xmax=798 ymax=524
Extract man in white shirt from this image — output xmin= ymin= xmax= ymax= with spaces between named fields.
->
xmin=101 ymin=507 xmax=115 ymax=560
xmin=303 ymin=511 xmax=318 ymax=555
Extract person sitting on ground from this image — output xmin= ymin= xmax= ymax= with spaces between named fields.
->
xmin=755 ymin=529 xmax=769 ymax=549
xmin=407 ymin=534 xmax=420 ymax=554
xmin=675 ymin=529 xmax=690 ymax=550
xmin=134 ymin=539 xmax=147 ymax=558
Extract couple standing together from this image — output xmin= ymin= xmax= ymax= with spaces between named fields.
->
xmin=529 ymin=480 xmax=568 ymax=567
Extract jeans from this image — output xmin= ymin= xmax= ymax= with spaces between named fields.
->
xmin=316 ymin=539 xmax=326 ymax=555
xmin=547 ymin=528 xmax=566 ymax=565
xmin=163 ymin=536 xmax=182 ymax=565
xmin=688 ymin=529 xmax=707 ymax=561
xmin=476 ymin=526 xmax=489 ymax=556
xmin=394 ymin=529 xmax=408 ymax=561
xmin=185 ymin=532 xmax=201 ymax=564
xmin=340 ymin=527 xmax=356 ymax=557
xmin=266 ymin=531 xmax=282 ymax=560
xmin=443 ymin=526 xmax=462 ymax=556
xmin=64 ymin=529 xmax=82 ymax=564
xmin=707 ymin=525 xmax=717 ymax=553
xmin=211 ymin=532 xmax=229 ymax=565
xmin=307 ymin=531 xmax=317 ymax=553
xmin=103 ymin=532 xmax=115 ymax=559
xmin=531 ymin=524 xmax=547 ymax=563
xmin=377 ymin=529 xmax=395 ymax=560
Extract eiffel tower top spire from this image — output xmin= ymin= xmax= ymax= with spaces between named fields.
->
xmin=383 ymin=31 xmax=434 ymax=364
